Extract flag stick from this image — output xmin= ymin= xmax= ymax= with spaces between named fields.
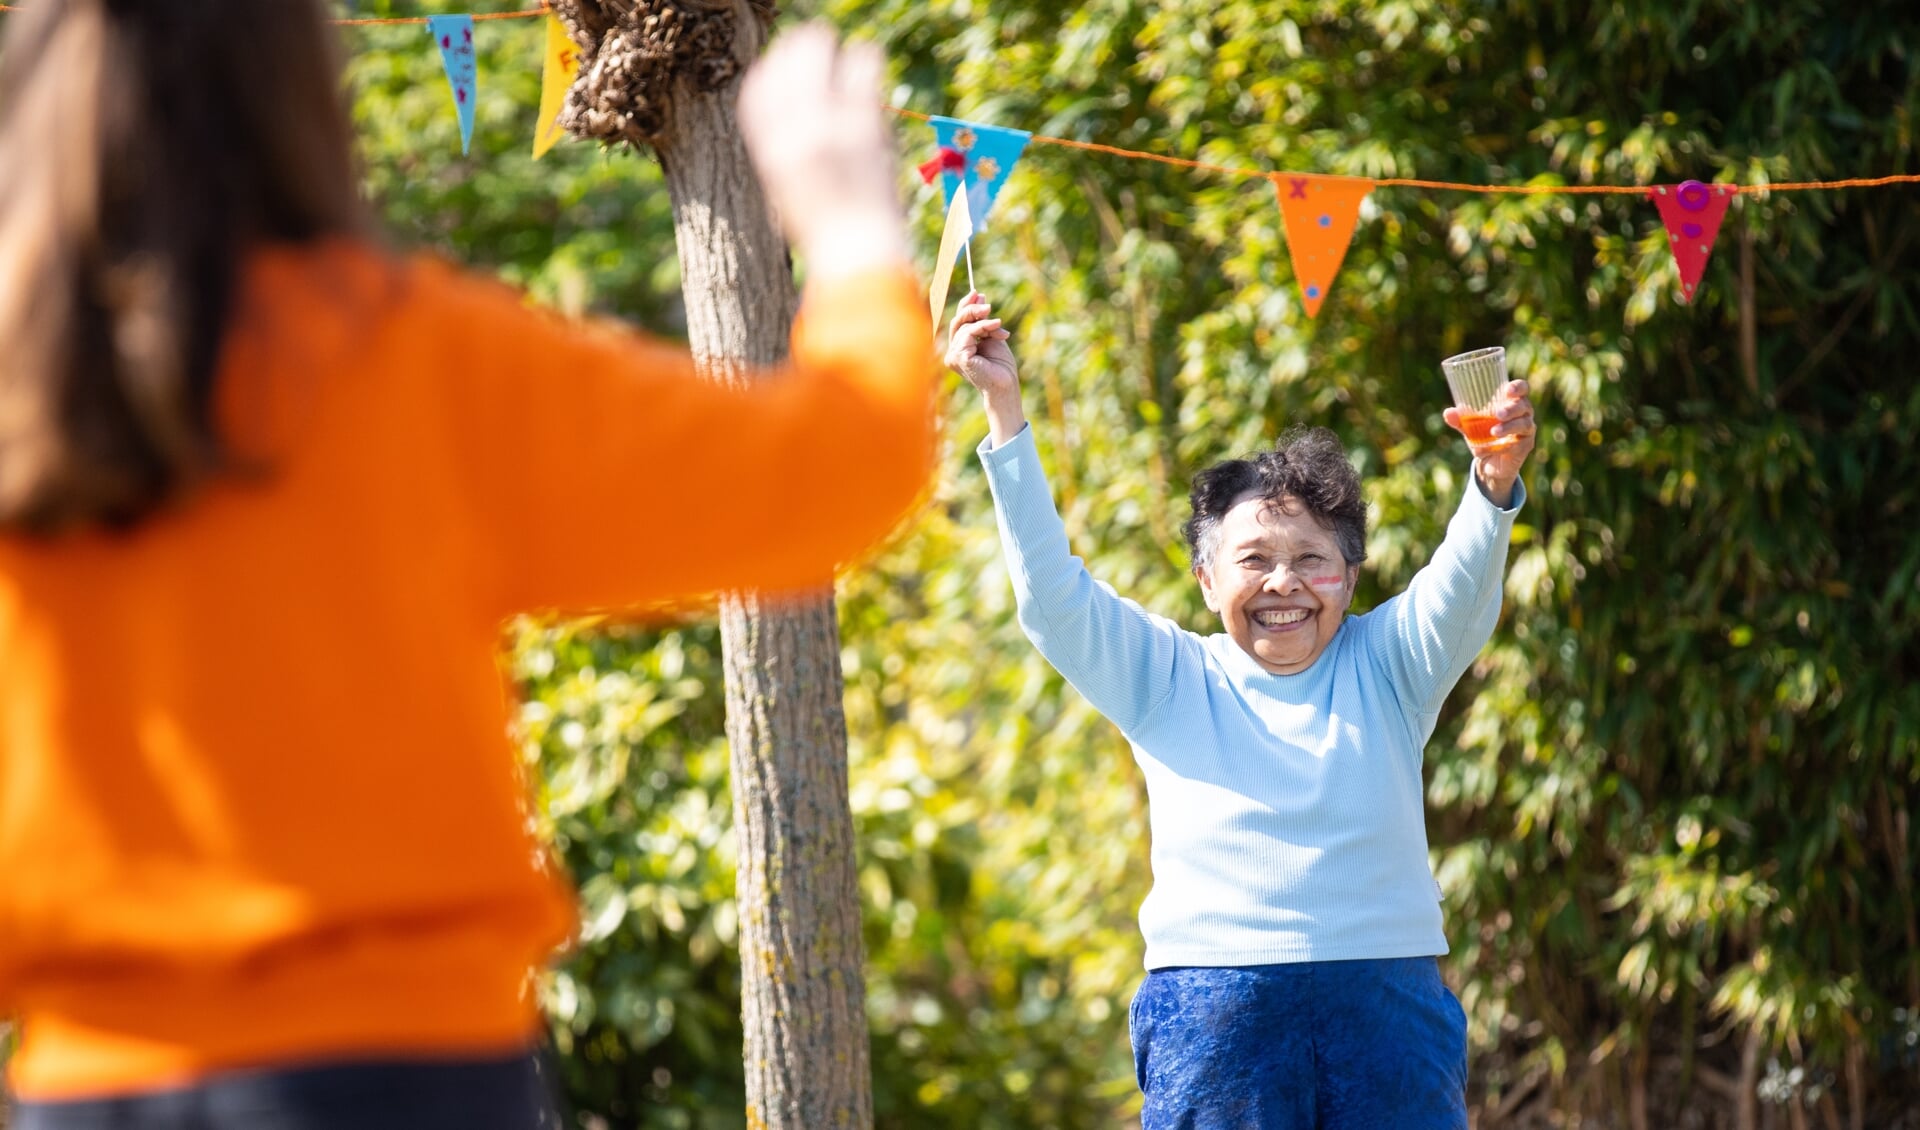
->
xmin=963 ymin=238 xmax=977 ymax=297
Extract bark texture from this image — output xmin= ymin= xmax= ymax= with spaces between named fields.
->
xmin=551 ymin=0 xmax=776 ymax=150
xmin=549 ymin=4 xmax=873 ymax=1127
xmin=718 ymin=591 xmax=871 ymax=1130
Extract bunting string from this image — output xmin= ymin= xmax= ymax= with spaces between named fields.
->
xmin=0 ymin=4 xmax=551 ymax=19
xmin=1 ymin=4 xmax=1910 ymax=316
xmin=885 ymin=107 xmax=1920 ymax=196
xmin=335 ymin=9 xmax=548 ymax=27
xmin=0 ymin=4 xmax=1910 ymax=198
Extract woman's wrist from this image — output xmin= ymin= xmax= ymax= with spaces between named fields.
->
xmin=984 ymin=387 xmax=1026 ymax=448
xmin=1473 ymin=460 xmax=1516 ymax=508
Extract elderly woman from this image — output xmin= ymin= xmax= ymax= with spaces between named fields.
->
xmin=947 ymin=295 xmax=1536 ymax=1129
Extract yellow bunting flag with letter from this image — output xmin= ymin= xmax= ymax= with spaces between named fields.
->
xmin=928 ymin=186 xmax=975 ymax=333
xmin=1272 ymin=174 xmax=1375 ymax=318
xmin=533 ymin=15 xmax=582 ymax=159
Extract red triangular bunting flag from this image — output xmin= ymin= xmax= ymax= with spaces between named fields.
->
xmin=1273 ymin=174 xmax=1374 ymax=318
xmin=1650 ymin=180 xmax=1736 ymax=304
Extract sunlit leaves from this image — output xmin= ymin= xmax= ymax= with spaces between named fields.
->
xmin=343 ymin=0 xmax=1920 ymax=1121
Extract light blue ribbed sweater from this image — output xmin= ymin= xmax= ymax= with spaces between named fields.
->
xmin=979 ymin=426 xmax=1524 ymax=969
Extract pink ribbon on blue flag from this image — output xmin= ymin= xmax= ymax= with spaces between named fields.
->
xmin=928 ymin=116 xmax=1032 ymax=231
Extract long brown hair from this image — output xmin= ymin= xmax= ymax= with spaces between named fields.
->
xmin=0 ymin=0 xmax=363 ymax=534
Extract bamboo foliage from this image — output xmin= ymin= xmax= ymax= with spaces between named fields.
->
xmin=333 ymin=0 xmax=1920 ymax=1124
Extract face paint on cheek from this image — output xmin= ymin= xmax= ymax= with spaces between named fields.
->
xmin=1306 ymin=575 xmax=1346 ymax=590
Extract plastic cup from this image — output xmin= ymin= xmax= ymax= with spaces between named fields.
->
xmin=1440 ymin=346 xmax=1517 ymax=449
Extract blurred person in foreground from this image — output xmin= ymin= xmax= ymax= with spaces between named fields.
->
xmin=0 ymin=3 xmax=935 ymax=1126
xmin=947 ymin=295 xmax=1535 ymax=1130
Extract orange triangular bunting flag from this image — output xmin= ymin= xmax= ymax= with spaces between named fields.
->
xmin=1273 ymin=174 xmax=1374 ymax=318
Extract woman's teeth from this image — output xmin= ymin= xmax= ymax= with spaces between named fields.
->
xmin=1254 ymin=609 xmax=1310 ymax=627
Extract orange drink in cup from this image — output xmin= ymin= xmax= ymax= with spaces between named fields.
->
xmin=1441 ymin=346 xmax=1519 ymax=450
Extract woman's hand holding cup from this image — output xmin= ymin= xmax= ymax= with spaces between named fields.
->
xmin=1444 ymin=379 xmax=1536 ymax=507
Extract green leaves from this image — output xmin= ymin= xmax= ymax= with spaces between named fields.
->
xmin=824 ymin=0 xmax=1920 ymax=1117
xmin=346 ymin=0 xmax=1920 ymax=1121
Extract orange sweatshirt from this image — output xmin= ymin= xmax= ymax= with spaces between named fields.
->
xmin=0 ymin=239 xmax=936 ymax=1100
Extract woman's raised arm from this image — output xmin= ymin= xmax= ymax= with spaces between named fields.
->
xmin=1370 ymin=380 xmax=1537 ymax=724
xmin=956 ymin=296 xmax=1191 ymax=736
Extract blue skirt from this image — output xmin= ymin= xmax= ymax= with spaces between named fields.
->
xmin=1130 ymin=958 xmax=1469 ymax=1130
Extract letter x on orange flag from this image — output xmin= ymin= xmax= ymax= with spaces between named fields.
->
xmin=1272 ymin=174 xmax=1375 ymax=319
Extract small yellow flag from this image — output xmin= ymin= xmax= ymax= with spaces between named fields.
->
xmin=533 ymin=15 xmax=581 ymax=159
xmin=927 ymin=188 xmax=974 ymax=333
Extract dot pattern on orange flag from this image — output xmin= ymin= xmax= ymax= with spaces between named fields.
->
xmin=1272 ymin=174 xmax=1375 ymax=319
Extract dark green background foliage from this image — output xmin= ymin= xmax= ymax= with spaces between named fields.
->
xmin=338 ymin=0 xmax=1920 ymax=1124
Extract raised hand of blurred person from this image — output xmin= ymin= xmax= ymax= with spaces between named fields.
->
xmin=738 ymin=25 xmax=907 ymax=282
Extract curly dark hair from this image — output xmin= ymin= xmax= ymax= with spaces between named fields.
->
xmin=1182 ymin=426 xmax=1368 ymax=572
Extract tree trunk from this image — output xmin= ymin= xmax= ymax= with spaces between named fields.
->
xmin=1738 ymin=1025 xmax=1764 ymax=1130
xmin=717 ymin=592 xmax=870 ymax=1130
xmin=548 ymin=2 xmax=871 ymax=1120
xmin=647 ymin=27 xmax=874 ymax=1130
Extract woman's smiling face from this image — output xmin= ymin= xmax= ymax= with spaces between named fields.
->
xmin=1196 ymin=492 xmax=1358 ymax=675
